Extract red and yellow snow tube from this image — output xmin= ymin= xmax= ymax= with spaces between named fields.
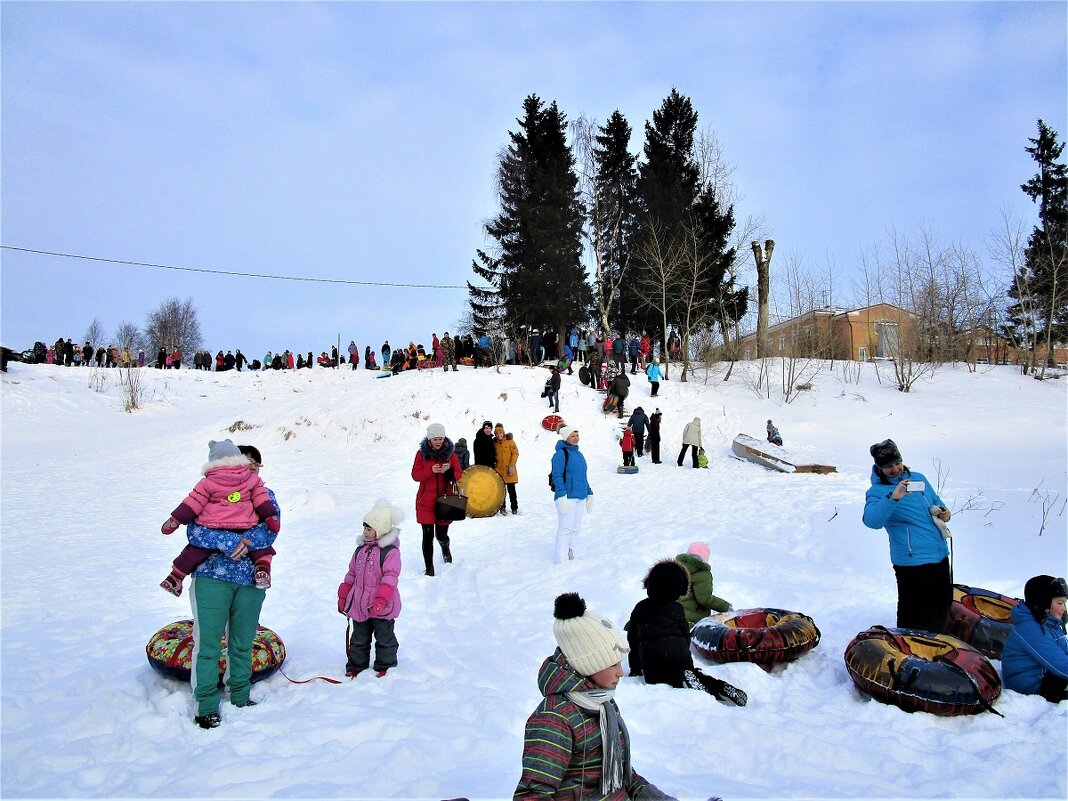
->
xmin=843 ymin=626 xmax=1001 ymax=716
xmin=146 ymin=619 xmax=285 ymax=686
xmin=946 ymin=584 xmax=1019 ymax=660
xmin=691 ymin=607 xmax=821 ymax=665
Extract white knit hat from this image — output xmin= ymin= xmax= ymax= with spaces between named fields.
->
xmin=426 ymin=423 xmax=446 ymax=439
xmin=553 ymin=593 xmax=629 ymax=676
xmin=558 ymin=425 xmax=578 ymax=440
xmin=363 ymin=500 xmax=403 ymax=536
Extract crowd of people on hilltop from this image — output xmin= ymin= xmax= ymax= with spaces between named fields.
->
xmin=22 ymin=327 xmax=691 ymax=380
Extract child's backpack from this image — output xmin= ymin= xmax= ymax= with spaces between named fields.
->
xmin=548 ymin=448 xmax=570 ymax=492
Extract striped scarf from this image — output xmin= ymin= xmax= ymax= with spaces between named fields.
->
xmin=565 ymin=688 xmax=631 ymax=794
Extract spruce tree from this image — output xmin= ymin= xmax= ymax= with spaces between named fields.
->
xmin=593 ymin=111 xmax=640 ymax=333
xmin=1017 ymin=119 xmax=1068 ymax=362
xmin=468 ymin=95 xmax=590 ymax=340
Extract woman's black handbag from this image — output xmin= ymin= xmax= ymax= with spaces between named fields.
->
xmin=435 ymin=484 xmax=468 ymax=521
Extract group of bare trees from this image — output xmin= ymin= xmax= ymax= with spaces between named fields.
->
xmin=81 ymin=297 xmax=203 ymax=359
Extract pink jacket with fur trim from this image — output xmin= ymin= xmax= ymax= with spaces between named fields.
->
xmin=337 ymin=528 xmax=402 ymax=622
xmin=171 ymin=458 xmax=276 ymax=530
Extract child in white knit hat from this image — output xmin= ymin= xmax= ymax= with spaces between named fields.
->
xmin=514 ymin=593 xmax=678 ymax=800
xmin=337 ymin=500 xmax=403 ymax=678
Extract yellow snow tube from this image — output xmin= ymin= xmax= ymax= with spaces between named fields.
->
xmin=458 ymin=465 xmax=505 ymax=518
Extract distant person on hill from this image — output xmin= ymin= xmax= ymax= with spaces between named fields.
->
xmin=514 ymin=592 xmax=678 ymax=800
xmin=442 ymin=332 xmax=457 ymax=372
xmin=337 ymin=500 xmax=403 ymax=679
xmin=627 ymin=407 xmax=649 ymax=458
xmin=766 ymin=419 xmax=783 ymax=446
xmin=494 ymin=423 xmax=520 ymax=516
xmin=645 ymin=357 xmax=664 ymax=397
xmin=454 ymin=437 xmax=471 ymax=471
xmin=675 ymin=541 xmax=731 ymax=628
xmin=620 ymin=426 xmax=635 ymax=467
xmin=159 ymin=439 xmax=281 ymax=597
xmin=677 ymin=417 xmax=702 ymax=468
xmin=473 ymin=420 xmax=497 ymax=469
xmin=648 ymin=408 xmax=663 ymax=464
xmin=862 ymin=439 xmax=953 ymax=633
xmin=608 ymin=371 xmax=630 ymax=420
xmin=626 ymin=560 xmax=746 ymax=706
xmin=1001 ymin=575 xmax=1068 ymax=702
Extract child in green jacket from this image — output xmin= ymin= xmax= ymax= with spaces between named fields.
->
xmin=675 ymin=541 xmax=731 ymax=628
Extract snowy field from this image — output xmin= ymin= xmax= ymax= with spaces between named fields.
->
xmin=1 ymin=358 xmax=1065 ymax=800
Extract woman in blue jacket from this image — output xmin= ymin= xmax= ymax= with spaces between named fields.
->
xmin=550 ymin=426 xmax=593 ymax=564
xmin=1002 ymin=575 xmax=1068 ymax=702
xmin=862 ymin=439 xmax=953 ymax=633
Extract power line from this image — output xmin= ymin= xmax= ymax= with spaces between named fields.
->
xmin=0 ymin=245 xmax=468 ymax=290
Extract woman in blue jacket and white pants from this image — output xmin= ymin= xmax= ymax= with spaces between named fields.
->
xmin=862 ymin=439 xmax=953 ymax=633
xmin=551 ymin=426 xmax=593 ymax=563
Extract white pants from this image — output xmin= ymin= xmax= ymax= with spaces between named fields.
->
xmin=554 ymin=498 xmax=585 ymax=563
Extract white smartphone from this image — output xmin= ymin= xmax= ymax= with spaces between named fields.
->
xmin=906 ymin=481 xmax=926 ymax=492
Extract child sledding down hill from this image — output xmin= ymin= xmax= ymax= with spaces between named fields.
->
xmin=626 ymin=559 xmax=747 ymax=706
xmin=159 ymin=439 xmax=280 ymax=596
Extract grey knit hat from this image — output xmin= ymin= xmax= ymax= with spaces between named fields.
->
xmin=208 ymin=439 xmax=242 ymax=463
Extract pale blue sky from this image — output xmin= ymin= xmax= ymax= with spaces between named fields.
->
xmin=2 ymin=1 xmax=1065 ymax=355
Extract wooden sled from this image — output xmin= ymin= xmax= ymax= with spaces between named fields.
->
xmin=730 ymin=433 xmax=836 ymax=474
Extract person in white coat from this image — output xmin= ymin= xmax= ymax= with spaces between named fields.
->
xmin=677 ymin=417 xmax=702 ymax=468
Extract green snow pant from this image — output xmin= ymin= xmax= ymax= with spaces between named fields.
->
xmin=189 ymin=576 xmax=266 ymax=716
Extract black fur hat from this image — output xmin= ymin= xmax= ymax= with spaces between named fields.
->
xmin=870 ymin=439 xmax=902 ymax=468
xmin=643 ymin=559 xmax=690 ymax=602
xmin=1024 ymin=575 xmax=1068 ymax=622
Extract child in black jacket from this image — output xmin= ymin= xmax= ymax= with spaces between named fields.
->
xmin=626 ymin=559 xmax=747 ymax=706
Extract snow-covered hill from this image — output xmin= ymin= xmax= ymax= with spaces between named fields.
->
xmin=1 ymin=359 xmax=1064 ymax=799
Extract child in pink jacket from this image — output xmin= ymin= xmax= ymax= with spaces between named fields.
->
xmin=159 ymin=439 xmax=280 ymax=596
xmin=337 ymin=500 xmax=403 ymax=678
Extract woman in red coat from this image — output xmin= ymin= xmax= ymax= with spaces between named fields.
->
xmin=411 ymin=422 xmax=462 ymax=576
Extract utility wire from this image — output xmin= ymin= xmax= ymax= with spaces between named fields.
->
xmin=0 ymin=245 xmax=468 ymax=290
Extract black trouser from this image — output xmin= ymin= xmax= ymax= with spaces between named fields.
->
xmin=346 ymin=618 xmax=398 ymax=672
xmin=498 ymin=483 xmax=518 ymax=513
xmin=623 ymin=450 xmax=634 ymax=466
xmin=678 ymin=444 xmax=698 ymax=467
xmin=650 ymin=381 xmax=659 ymax=396
xmin=630 ymin=355 xmax=638 ymax=373
xmin=421 ymin=523 xmax=451 ymax=570
xmin=1038 ymin=671 xmax=1068 ymax=703
xmin=893 ymin=557 xmax=951 ymax=633
xmin=650 ymin=437 xmax=660 ymax=463
xmin=634 ymin=433 xmax=645 ymax=457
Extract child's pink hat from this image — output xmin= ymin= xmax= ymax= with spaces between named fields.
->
xmin=687 ymin=541 xmax=710 ymax=562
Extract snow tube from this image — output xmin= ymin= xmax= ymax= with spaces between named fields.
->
xmin=843 ymin=626 xmax=1001 ymax=716
xmin=542 ymin=414 xmax=565 ymax=432
xmin=691 ymin=607 xmax=821 ymax=665
xmin=457 ymin=465 xmax=505 ymax=518
xmin=578 ymin=366 xmax=591 ymax=386
xmin=146 ymin=619 xmax=285 ymax=686
xmin=617 ymin=465 xmax=639 ymax=474
xmin=946 ymin=584 xmax=1020 ymax=660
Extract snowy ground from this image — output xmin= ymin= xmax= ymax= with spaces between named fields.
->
xmin=1 ymin=358 xmax=1065 ymax=800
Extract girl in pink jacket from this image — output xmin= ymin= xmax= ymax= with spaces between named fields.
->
xmin=337 ymin=500 xmax=402 ymax=678
xmin=159 ymin=439 xmax=280 ymax=596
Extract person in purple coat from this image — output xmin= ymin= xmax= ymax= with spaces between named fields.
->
xmin=337 ymin=500 xmax=403 ymax=678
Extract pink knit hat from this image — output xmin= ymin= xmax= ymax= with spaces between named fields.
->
xmin=687 ymin=541 xmax=710 ymax=562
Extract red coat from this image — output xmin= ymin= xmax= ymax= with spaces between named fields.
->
xmin=412 ymin=444 xmax=462 ymax=525
xmin=621 ymin=429 xmax=635 ymax=452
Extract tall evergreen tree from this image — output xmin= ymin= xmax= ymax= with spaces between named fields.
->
xmin=628 ymin=89 xmax=748 ymax=375
xmin=1015 ymin=119 xmax=1068 ymax=362
xmin=468 ymin=95 xmax=590 ymax=339
xmin=592 ymin=111 xmax=640 ymax=333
